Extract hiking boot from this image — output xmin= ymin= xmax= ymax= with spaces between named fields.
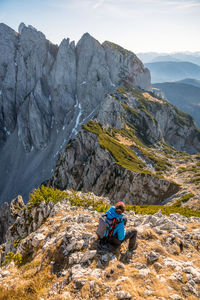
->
xmin=98 ymin=240 xmax=113 ymax=252
xmin=128 ymin=241 xmax=138 ymax=251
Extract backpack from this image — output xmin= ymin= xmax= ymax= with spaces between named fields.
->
xmin=96 ymin=214 xmax=119 ymax=241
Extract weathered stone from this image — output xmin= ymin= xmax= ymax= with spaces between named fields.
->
xmin=147 ymin=251 xmax=160 ymax=264
xmin=170 ymin=294 xmax=182 ymax=300
xmin=0 ymin=24 xmax=151 ymax=205
xmin=71 ymin=264 xmax=102 ymax=280
xmin=32 ymin=233 xmax=46 ymax=248
xmin=79 ymin=250 xmax=97 ymax=263
xmin=115 ymin=291 xmax=132 ymax=299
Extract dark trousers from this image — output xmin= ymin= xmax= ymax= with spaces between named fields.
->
xmin=108 ymin=229 xmax=137 ymax=250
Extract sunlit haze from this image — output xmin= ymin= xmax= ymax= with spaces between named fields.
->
xmin=0 ymin=0 xmax=200 ymax=53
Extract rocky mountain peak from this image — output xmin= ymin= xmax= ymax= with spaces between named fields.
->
xmin=0 ymin=22 xmax=200 ymax=209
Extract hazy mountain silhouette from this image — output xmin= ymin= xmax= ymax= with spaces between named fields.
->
xmin=146 ymin=61 xmax=200 ymax=83
xmin=153 ymin=81 xmax=200 ymax=127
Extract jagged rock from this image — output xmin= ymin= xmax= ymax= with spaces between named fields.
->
xmin=139 ymin=268 xmax=150 ymax=278
xmin=170 ymin=295 xmax=182 ymax=300
xmin=0 ymin=270 xmax=10 ymax=278
xmin=32 ymin=233 xmax=46 ymax=248
xmin=169 ymin=272 xmax=183 ymax=282
xmin=0 ymin=24 xmax=150 ymax=205
xmin=0 ymin=191 xmax=200 ymax=299
xmin=117 ymin=263 xmax=125 ymax=269
xmin=48 ymin=128 xmax=179 ymax=205
xmin=74 ymin=278 xmax=87 ymax=289
xmin=0 ymin=195 xmax=25 ymax=244
xmin=79 ymin=250 xmax=97 ymax=263
xmin=115 ymin=290 xmax=132 ymax=299
xmin=154 ymin=262 xmax=162 ymax=271
xmin=71 ymin=264 xmax=102 ymax=280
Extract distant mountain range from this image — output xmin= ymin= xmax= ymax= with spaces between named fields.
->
xmin=145 ymin=61 xmax=200 ymax=83
xmin=178 ymin=78 xmax=200 ymax=89
xmin=137 ymin=52 xmax=200 ymax=65
xmin=153 ymin=79 xmax=200 ymax=127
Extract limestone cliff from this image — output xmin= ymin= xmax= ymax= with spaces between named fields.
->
xmin=48 ymin=88 xmax=200 ymax=204
xmin=0 ymin=23 xmax=151 ymax=204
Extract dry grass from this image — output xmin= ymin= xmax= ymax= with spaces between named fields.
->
xmin=115 ymin=133 xmax=134 ymax=146
xmin=140 ymin=229 xmax=160 ymax=240
xmin=0 ymin=265 xmax=55 ymax=300
xmin=142 ymin=92 xmax=163 ymax=104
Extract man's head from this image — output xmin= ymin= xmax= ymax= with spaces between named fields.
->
xmin=115 ymin=201 xmax=125 ymax=214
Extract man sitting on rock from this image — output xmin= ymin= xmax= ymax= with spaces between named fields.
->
xmin=98 ymin=202 xmax=138 ymax=251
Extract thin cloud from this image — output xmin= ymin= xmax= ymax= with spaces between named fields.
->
xmin=93 ymin=0 xmax=105 ymax=9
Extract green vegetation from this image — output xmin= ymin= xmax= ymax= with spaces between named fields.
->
xmin=104 ymin=41 xmax=131 ymax=58
xmin=14 ymin=239 xmax=21 ymax=248
xmin=172 ymin=193 xmax=194 ymax=208
xmin=28 ymin=185 xmax=68 ymax=210
xmin=125 ymin=204 xmax=200 ymax=218
xmin=67 ymin=190 xmax=109 ymax=212
xmin=84 ymin=120 xmax=173 ymax=174
xmin=2 ymin=252 xmax=23 ymax=267
xmin=83 ymin=121 xmax=151 ymax=174
xmin=28 ymin=186 xmax=200 ymax=219
xmin=168 ymin=102 xmax=194 ymax=128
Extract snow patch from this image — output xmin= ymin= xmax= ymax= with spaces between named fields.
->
xmin=54 ymin=151 xmax=59 ymax=158
xmin=49 ymin=95 xmax=52 ymax=102
xmin=0 ymin=90 xmax=2 ymax=96
xmin=74 ymin=95 xmax=79 ymax=108
xmin=135 ymin=150 xmax=153 ymax=169
xmin=72 ymin=102 xmax=82 ymax=136
xmin=4 ymin=127 xmax=10 ymax=136
xmin=51 ymin=117 xmax=54 ymax=129
xmin=81 ymin=107 xmax=98 ymax=125
xmin=80 ymin=81 xmax=87 ymax=85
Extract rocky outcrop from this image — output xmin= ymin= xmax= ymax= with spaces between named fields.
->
xmin=48 ymin=128 xmax=179 ymax=205
xmin=0 ymin=23 xmax=151 ymax=204
xmin=48 ymin=90 xmax=200 ymax=204
xmin=0 ymin=192 xmax=200 ymax=299
xmin=0 ymin=195 xmax=25 ymax=244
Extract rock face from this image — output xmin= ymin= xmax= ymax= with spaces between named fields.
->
xmin=0 ymin=22 xmax=151 ymax=204
xmin=48 ymin=128 xmax=179 ymax=205
xmin=48 ymin=90 xmax=200 ymax=204
xmin=0 ymin=195 xmax=25 ymax=244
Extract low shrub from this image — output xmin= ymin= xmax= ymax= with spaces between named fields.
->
xmin=2 ymin=252 xmax=23 ymax=267
xmin=27 ymin=186 xmax=200 ymax=219
xmin=28 ymin=185 xmax=68 ymax=210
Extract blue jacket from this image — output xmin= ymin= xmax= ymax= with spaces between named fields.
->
xmin=105 ymin=206 xmax=126 ymax=241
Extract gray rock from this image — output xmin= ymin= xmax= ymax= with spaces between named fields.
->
xmin=115 ymin=291 xmax=132 ymax=299
xmin=74 ymin=278 xmax=87 ymax=289
xmin=170 ymin=294 xmax=182 ymax=300
xmin=32 ymin=233 xmax=46 ymax=248
xmin=0 ymin=270 xmax=10 ymax=278
xmin=0 ymin=195 xmax=25 ymax=243
xmin=154 ymin=262 xmax=162 ymax=271
xmin=117 ymin=263 xmax=125 ymax=269
xmin=48 ymin=127 xmax=179 ymax=205
xmin=147 ymin=251 xmax=160 ymax=264
xmin=79 ymin=250 xmax=97 ymax=263
xmin=1 ymin=23 xmax=199 ymax=206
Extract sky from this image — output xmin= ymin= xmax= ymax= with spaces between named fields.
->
xmin=0 ymin=0 xmax=200 ymax=53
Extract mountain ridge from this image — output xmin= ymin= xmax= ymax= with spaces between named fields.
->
xmin=0 ymin=22 xmax=150 ymax=204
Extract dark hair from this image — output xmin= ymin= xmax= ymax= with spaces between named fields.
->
xmin=115 ymin=201 xmax=125 ymax=214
